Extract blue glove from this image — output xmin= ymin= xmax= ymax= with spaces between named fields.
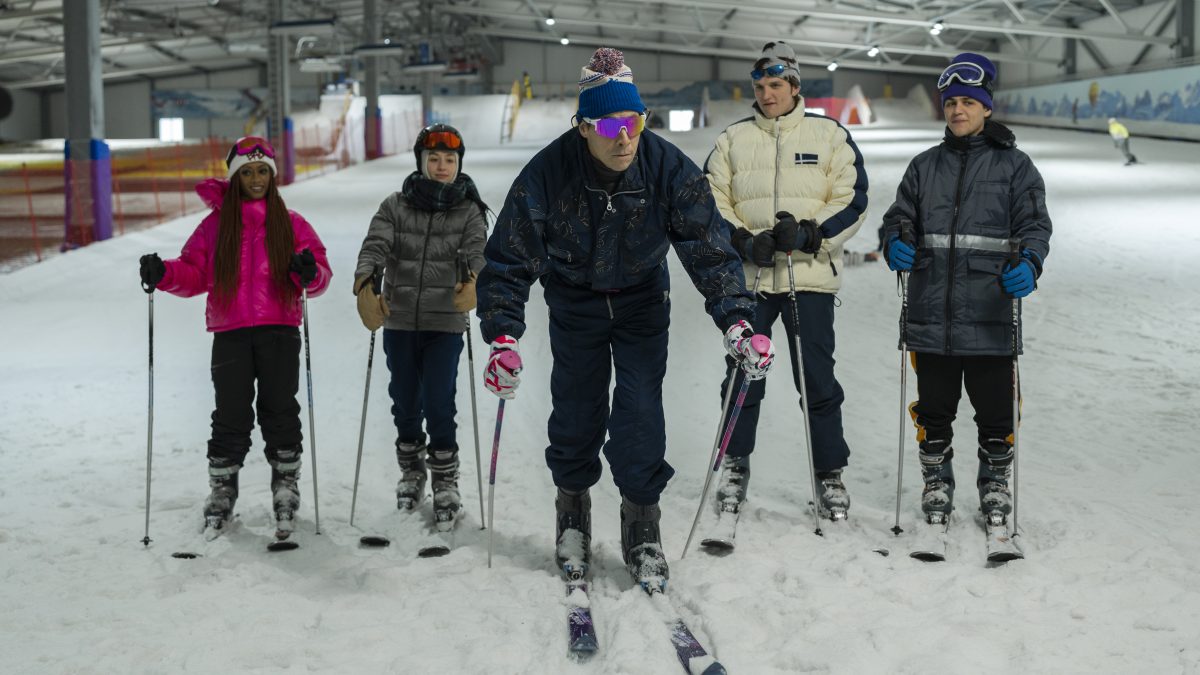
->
xmin=886 ymin=236 xmax=916 ymax=271
xmin=1001 ymin=252 xmax=1038 ymax=298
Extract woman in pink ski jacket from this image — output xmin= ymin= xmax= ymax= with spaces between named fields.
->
xmin=138 ymin=136 xmax=331 ymax=542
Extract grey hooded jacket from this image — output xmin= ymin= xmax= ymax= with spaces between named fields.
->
xmin=355 ymin=191 xmax=487 ymax=333
xmin=882 ymin=121 xmax=1051 ymax=356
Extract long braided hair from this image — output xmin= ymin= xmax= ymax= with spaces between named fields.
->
xmin=212 ymin=175 xmax=296 ymax=306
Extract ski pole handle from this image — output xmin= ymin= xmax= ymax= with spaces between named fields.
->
xmin=456 ymin=248 xmax=471 ymax=285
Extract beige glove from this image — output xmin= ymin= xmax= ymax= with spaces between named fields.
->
xmin=453 ymin=272 xmax=477 ymax=313
xmin=354 ymin=275 xmax=389 ymax=331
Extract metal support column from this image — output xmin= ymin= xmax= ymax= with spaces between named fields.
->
xmin=62 ymin=0 xmax=112 ymax=247
xmin=363 ymin=0 xmax=383 ymax=158
xmin=1179 ymin=0 xmax=1195 ymax=60
xmin=267 ymin=0 xmax=295 ymax=184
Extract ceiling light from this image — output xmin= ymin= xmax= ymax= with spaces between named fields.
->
xmin=545 ymin=17 xmax=556 ymax=26
xmin=827 ymin=61 xmax=838 ymax=72
xmin=867 ymin=45 xmax=880 ymax=58
xmin=560 ymin=37 xmax=570 ymax=45
xmin=929 ymin=21 xmax=944 ymax=36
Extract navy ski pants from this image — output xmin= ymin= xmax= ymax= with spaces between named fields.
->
xmin=543 ymin=280 xmax=675 ymax=506
xmin=717 ymin=291 xmax=850 ymax=473
xmin=382 ymin=328 xmax=464 ymax=451
xmin=208 ymin=325 xmax=302 ymax=466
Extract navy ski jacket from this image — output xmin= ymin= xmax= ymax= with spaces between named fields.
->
xmin=477 ymin=128 xmax=754 ymax=343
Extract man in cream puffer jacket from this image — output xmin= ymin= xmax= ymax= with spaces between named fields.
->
xmin=704 ymin=40 xmax=868 ymax=523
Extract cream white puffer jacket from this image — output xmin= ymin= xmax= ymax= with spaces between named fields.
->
xmin=705 ymin=99 xmax=867 ymax=294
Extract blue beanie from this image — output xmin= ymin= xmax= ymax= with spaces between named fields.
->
xmin=577 ymin=47 xmax=646 ymax=120
xmin=939 ymin=52 xmax=996 ymax=109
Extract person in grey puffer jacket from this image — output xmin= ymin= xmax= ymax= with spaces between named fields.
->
xmin=881 ymin=53 xmax=1051 ymax=527
xmin=354 ymin=124 xmax=489 ymax=531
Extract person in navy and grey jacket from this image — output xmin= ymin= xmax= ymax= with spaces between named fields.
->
xmin=475 ymin=47 xmax=775 ymax=590
xmin=881 ymin=52 xmax=1052 ymax=527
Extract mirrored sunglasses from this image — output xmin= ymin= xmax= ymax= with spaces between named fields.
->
xmin=584 ymin=114 xmax=646 ymax=139
xmin=751 ymin=63 xmax=789 ymax=81
xmin=421 ymin=130 xmax=463 ymax=150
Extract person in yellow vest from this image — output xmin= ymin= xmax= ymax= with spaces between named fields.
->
xmin=522 ymin=71 xmax=533 ymax=99
xmin=1107 ymin=117 xmax=1138 ymax=165
xmin=703 ymin=40 xmax=868 ymax=523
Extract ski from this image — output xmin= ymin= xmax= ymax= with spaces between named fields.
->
xmin=267 ymin=524 xmax=299 ymax=552
xmin=984 ymin=516 xmax=1024 ymax=563
xmin=566 ymin=580 xmax=599 ymax=657
xmin=417 ymin=527 xmax=453 ymax=558
xmin=699 ymin=508 xmax=739 ymax=553
xmin=643 ymin=588 xmax=726 ymax=675
xmin=909 ymin=515 xmax=950 ymax=562
xmin=202 ymin=513 xmax=236 ymax=542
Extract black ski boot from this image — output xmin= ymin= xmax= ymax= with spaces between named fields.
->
xmin=203 ymin=459 xmax=240 ymax=540
xmin=716 ymin=455 xmax=750 ymax=514
xmin=395 ymin=437 xmax=428 ymax=511
xmin=620 ymin=497 xmax=669 ymax=593
xmin=428 ymin=447 xmax=461 ymax=532
xmin=816 ymin=470 xmax=850 ymax=521
xmin=977 ymin=440 xmax=1014 ymax=526
xmin=555 ymin=488 xmax=592 ymax=580
xmin=919 ymin=440 xmax=955 ymax=525
xmin=269 ymin=446 xmax=302 ymax=540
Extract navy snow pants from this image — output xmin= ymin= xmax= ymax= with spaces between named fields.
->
xmin=717 ymin=291 xmax=850 ymax=473
xmin=543 ymin=280 xmax=675 ymax=506
xmin=382 ymin=328 xmax=464 ymax=451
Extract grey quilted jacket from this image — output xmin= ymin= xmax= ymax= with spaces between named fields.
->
xmin=355 ymin=191 xmax=487 ymax=333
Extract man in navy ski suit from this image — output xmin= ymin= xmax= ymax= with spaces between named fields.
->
xmin=475 ymin=48 xmax=775 ymax=587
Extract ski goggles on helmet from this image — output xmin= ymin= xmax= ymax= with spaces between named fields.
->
xmin=420 ymin=130 xmax=463 ymax=150
xmin=582 ymin=113 xmax=646 ymax=139
xmin=230 ymin=136 xmax=276 ymax=160
xmin=937 ymin=62 xmax=994 ymax=95
xmin=751 ymin=63 xmax=790 ymax=81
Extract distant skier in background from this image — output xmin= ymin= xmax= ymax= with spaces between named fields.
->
xmin=1107 ymin=117 xmax=1138 ymax=165
xmin=703 ymin=40 xmax=867 ymax=522
xmin=137 ymin=137 xmax=332 ymax=542
xmin=881 ymin=53 xmax=1052 ymax=528
xmin=475 ymin=47 xmax=774 ymax=591
xmin=353 ymin=123 xmax=488 ymax=532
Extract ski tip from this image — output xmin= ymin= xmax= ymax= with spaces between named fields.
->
xmin=699 ymin=538 xmax=735 ymax=553
xmin=699 ymin=662 xmax=728 ymax=675
xmin=568 ymin=636 xmax=599 ymax=655
xmin=418 ymin=545 xmax=451 ymax=558
xmin=170 ymin=551 xmax=202 ymax=559
xmin=909 ymin=551 xmax=946 ymax=562
xmin=266 ymin=540 xmax=300 ymax=552
xmin=359 ymin=535 xmax=392 ymax=548
xmin=872 ymin=547 xmax=890 ymax=557
xmin=987 ymin=551 xmax=1025 ymax=563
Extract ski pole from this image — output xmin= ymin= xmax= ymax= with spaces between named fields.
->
xmin=1008 ymin=240 xmax=1022 ymax=537
xmin=681 ymin=335 xmax=769 ymax=558
xmin=301 ymin=287 xmax=321 ymax=535
xmin=459 ymin=250 xmax=486 ymax=528
xmin=486 ymin=350 xmax=522 ymax=568
xmin=141 ymin=283 xmax=155 ymax=547
xmin=785 ymin=252 xmax=823 ymax=537
xmin=349 ymin=271 xmax=383 ymax=527
xmin=891 ymin=221 xmax=916 ymax=536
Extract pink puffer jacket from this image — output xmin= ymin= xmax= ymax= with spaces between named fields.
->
xmin=158 ymin=179 xmax=332 ymax=332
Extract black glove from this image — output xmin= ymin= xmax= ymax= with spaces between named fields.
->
xmin=139 ymin=253 xmax=165 ymax=292
xmin=290 ymin=249 xmax=317 ymax=286
xmin=730 ymin=227 xmax=754 ymax=262
xmin=750 ymin=230 xmax=777 ymax=268
xmin=773 ymin=212 xmax=823 ymax=255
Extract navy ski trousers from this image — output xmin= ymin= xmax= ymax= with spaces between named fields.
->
xmin=717 ymin=291 xmax=850 ymax=473
xmin=543 ymin=280 xmax=675 ymax=506
xmin=382 ymin=328 xmax=464 ymax=451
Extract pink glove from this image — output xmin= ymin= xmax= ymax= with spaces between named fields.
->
xmin=484 ymin=335 xmax=523 ymax=399
xmin=723 ymin=322 xmax=775 ymax=381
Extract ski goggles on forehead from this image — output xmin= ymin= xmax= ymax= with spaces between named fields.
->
xmin=231 ymin=136 xmax=275 ymax=159
xmin=583 ymin=113 xmax=646 ymax=139
xmin=751 ymin=63 xmax=791 ymax=81
xmin=420 ymin=130 xmax=462 ymax=150
xmin=937 ymin=62 xmax=994 ymax=94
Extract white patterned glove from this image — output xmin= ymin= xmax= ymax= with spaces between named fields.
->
xmin=724 ymin=322 xmax=775 ymax=381
xmin=484 ymin=335 xmax=523 ymax=399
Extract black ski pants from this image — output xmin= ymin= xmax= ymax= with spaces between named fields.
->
xmin=542 ymin=279 xmax=674 ymax=507
xmin=208 ymin=325 xmax=303 ymax=467
xmin=911 ymin=352 xmax=1017 ymax=452
xmin=717 ymin=291 xmax=850 ymax=473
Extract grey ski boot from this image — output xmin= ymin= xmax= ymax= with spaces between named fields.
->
xmin=620 ymin=497 xmax=669 ymax=593
xmin=977 ymin=440 xmax=1014 ymax=526
xmin=715 ymin=455 xmax=750 ymax=514
xmin=269 ymin=446 xmax=302 ymax=540
xmin=555 ymin=488 xmax=592 ymax=580
xmin=395 ymin=438 xmax=428 ymax=511
xmin=428 ymin=447 xmax=461 ymax=532
xmin=816 ymin=470 xmax=850 ymax=521
xmin=203 ymin=459 xmax=240 ymax=540
xmin=919 ymin=440 xmax=955 ymax=525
